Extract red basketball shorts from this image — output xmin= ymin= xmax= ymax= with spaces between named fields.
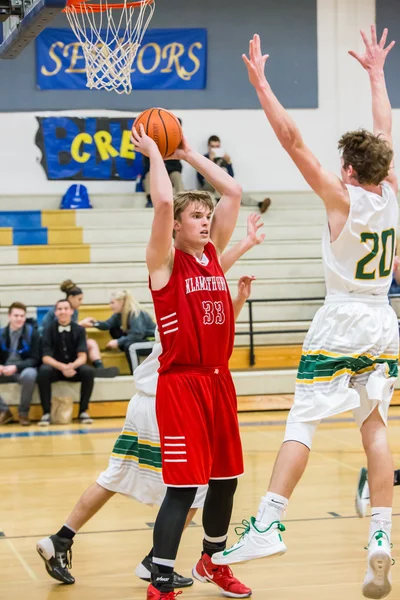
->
xmin=156 ymin=365 xmax=244 ymax=486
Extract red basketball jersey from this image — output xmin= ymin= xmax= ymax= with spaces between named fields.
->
xmin=150 ymin=242 xmax=234 ymax=372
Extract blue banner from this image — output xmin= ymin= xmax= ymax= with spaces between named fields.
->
xmin=35 ymin=116 xmax=144 ymax=180
xmin=36 ymin=27 xmax=207 ymax=90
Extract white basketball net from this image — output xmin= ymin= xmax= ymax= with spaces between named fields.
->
xmin=65 ymin=0 xmax=155 ymax=94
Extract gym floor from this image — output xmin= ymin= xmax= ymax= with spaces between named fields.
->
xmin=2 ymin=407 xmax=400 ymax=600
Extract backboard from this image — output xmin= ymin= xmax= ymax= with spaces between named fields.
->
xmin=0 ymin=0 xmax=66 ymax=58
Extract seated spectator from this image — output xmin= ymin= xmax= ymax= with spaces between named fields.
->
xmin=142 ymin=156 xmax=184 ymax=208
xmin=84 ymin=290 xmax=155 ymax=374
xmin=198 ymin=135 xmax=271 ymax=213
xmin=37 ymin=299 xmax=95 ymax=426
xmin=197 ymin=135 xmax=234 ymax=195
xmin=40 ymin=279 xmax=119 ymax=378
xmin=0 ymin=302 xmax=40 ymax=426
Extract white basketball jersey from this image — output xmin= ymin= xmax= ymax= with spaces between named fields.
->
xmin=133 ymin=328 xmax=161 ymax=396
xmin=322 ymin=182 xmax=398 ymax=297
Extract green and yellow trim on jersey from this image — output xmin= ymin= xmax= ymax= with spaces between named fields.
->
xmin=296 ymin=350 xmax=398 ymax=384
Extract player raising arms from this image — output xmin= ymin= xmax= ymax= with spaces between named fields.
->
xmin=213 ymin=27 xmax=398 ymax=600
xmin=35 ymin=214 xmax=263 ymax=591
xmin=130 ymin=123 xmax=252 ymax=600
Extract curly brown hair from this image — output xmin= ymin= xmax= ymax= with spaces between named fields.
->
xmin=338 ymin=129 xmax=393 ymax=185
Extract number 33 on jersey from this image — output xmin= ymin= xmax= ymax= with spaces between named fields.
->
xmin=150 ymin=242 xmax=235 ymax=373
xmin=323 ymin=182 xmax=398 ymax=296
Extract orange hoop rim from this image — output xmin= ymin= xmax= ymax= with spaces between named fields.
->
xmin=64 ymin=0 xmax=153 ymax=12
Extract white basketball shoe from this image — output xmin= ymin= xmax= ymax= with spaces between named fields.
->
xmin=212 ymin=517 xmax=287 ymax=566
xmin=356 ymin=467 xmax=370 ymax=518
xmin=362 ymin=528 xmax=392 ymax=599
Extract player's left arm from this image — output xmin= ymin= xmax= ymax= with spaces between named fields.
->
xmin=349 ymin=25 xmax=397 ymax=193
xmin=220 ymin=213 xmax=265 ymax=273
xmin=232 ymin=276 xmax=255 ymax=321
xmin=183 ymin=150 xmax=242 ymax=255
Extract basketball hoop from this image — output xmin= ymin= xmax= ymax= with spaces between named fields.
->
xmin=64 ymin=0 xmax=155 ymax=94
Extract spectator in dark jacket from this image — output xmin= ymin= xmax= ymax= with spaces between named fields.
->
xmin=197 ymin=135 xmax=234 ymax=193
xmin=0 ymin=302 xmax=40 ymax=426
xmin=83 ymin=290 xmax=156 ymax=373
xmin=37 ymin=299 xmax=95 ymax=427
xmin=197 ymin=135 xmax=271 ymax=213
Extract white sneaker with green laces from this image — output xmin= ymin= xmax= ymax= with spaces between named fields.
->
xmin=356 ymin=467 xmax=370 ymax=518
xmin=212 ymin=517 xmax=287 ymax=566
xmin=362 ymin=529 xmax=392 ymax=599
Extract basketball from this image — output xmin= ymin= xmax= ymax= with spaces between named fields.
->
xmin=133 ymin=108 xmax=183 ymax=158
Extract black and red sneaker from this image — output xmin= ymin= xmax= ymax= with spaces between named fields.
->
xmin=192 ymin=552 xmax=252 ymax=598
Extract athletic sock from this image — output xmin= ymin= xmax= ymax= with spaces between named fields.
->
xmin=203 ymin=534 xmax=227 ymax=557
xmin=56 ymin=524 xmax=76 ymax=540
xmin=93 ymin=359 xmax=104 ymax=368
xmin=370 ymin=507 xmax=392 ymax=541
xmin=255 ymin=492 xmax=288 ymax=529
xmin=394 ymin=469 xmax=400 ymax=486
xmin=147 ymin=547 xmax=154 ymax=559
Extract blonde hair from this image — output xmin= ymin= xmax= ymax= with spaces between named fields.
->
xmin=111 ymin=290 xmax=142 ymax=331
xmin=173 ymin=191 xmax=214 ymax=221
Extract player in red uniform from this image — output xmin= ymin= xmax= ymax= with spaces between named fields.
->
xmin=131 ymin=124 xmax=251 ymax=599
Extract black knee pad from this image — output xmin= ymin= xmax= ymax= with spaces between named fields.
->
xmin=164 ymin=486 xmax=197 ymax=509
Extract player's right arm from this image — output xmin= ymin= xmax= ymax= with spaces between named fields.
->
xmin=349 ymin=25 xmax=397 ymax=193
xmin=243 ymin=34 xmax=348 ymax=214
xmin=132 ymin=125 xmax=174 ymax=290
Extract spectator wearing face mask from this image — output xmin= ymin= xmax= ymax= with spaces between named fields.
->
xmin=197 ymin=135 xmax=234 ymax=194
xmin=197 ymin=135 xmax=271 ymax=213
xmin=0 ymin=302 xmax=40 ymax=426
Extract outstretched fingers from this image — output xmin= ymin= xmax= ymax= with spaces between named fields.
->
xmin=371 ymin=24 xmax=377 ymax=46
xmin=385 ymin=40 xmax=396 ymax=54
xmin=242 ymin=53 xmax=251 ymax=68
xmin=348 ymin=49 xmax=363 ymax=64
xmin=360 ymin=29 xmax=371 ymax=49
xmin=254 ymin=33 xmax=262 ymax=55
xmin=379 ymin=27 xmax=388 ymax=48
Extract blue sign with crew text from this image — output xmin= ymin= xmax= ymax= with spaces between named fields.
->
xmin=36 ymin=27 xmax=207 ymax=90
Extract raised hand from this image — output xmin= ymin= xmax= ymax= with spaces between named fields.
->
xmin=242 ymin=34 xmax=269 ymax=90
xmin=349 ymin=25 xmax=395 ymax=73
xmin=131 ymin=124 xmax=159 ymax=157
xmin=165 ymin=135 xmax=192 ymax=161
xmin=237 ymin=275 xmax=256 ymax=302
xmin=246 ymin=213 xmax=265 ymax=246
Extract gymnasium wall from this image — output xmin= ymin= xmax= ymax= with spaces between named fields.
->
xmin=1 ymin=0 xmax=400 ymax=195
xmin=0 ymin=0 xmax=318 ymax=111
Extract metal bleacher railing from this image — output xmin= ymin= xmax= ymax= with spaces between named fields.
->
xmin=241 ymin=294 xmax=400 ymax=367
